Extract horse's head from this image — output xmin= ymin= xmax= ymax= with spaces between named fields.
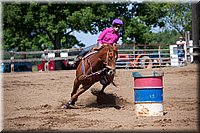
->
xmin=103 ymin=44 xmax=118 ymax=70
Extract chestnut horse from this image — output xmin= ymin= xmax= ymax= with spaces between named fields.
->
xmin=63 ymin=44 xmax=118 ymax=109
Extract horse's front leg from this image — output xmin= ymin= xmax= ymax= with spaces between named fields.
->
xmin=63 ymin=78 xmax=79 ymax=109
xmin=63 ymin=84 xmax=92 ymax=109
xmin=70 ymin=78 xmax=80 ymax=105
xmin=99 ymin=74 xmax=114 ymax=93
xmin=100 ymin=84 xmax=108 ymax=94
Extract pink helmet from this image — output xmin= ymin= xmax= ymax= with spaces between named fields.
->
xmin=112 ymin=18 xmax=123 ymax=26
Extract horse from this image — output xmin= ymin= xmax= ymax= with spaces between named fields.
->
xmin=63 ymin=44 xmax=118 ymax=109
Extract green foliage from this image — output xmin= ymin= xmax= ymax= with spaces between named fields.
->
xmin=150 ymin=30 xmax=180 ymax=44
xmin=3 ymin=2 xmax=192 ymax=52
xmin=163 ymin=3 xmax=192 ymax=36
xmin=121 ymin=2 xmax=168 ymax=44
xmin=135 ymin=3 xmax=167 ymax=27
xmin=122 ymin=17 xmax=152 ymax=44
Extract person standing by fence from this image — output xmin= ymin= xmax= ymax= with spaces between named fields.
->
xmin=176 ymin=36 xmax=186 ymax=66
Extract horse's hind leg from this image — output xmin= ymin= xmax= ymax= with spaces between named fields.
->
xmin=100 ymin=74 xmax=115 ymax=93
xmin=63 ymin=84 xmax=92 ymax=109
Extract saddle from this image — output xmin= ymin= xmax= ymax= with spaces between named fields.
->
xmin=74 ymin=46 xmax=102 ymax=67
xmin=75 ymin=44 xmax=114 ymax=67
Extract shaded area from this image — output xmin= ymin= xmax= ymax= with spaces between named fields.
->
xmin=85 ymin=88 xmax=131 ymax=109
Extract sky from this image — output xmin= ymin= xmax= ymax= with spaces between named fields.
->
xmin=73 ymin=26 xmax=162 ymax=48
xmin=74 ymin=31 xmax=125 ymax=48
xmin=73 ymin=31 xmax=100 ymax=47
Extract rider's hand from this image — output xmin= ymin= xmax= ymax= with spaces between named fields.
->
xmin=99 ymin=44 xmax=103 ymax=47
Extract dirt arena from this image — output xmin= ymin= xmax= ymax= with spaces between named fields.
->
xmin=3 ymin=64 xmax=199 ymax=132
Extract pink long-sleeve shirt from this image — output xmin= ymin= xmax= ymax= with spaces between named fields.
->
xmin=97 ymin=27 xmax=120 ymax=45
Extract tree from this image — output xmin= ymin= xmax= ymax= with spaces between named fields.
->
xmin=3 ymin=2 xmax=130 ymax=69
xmin=150 ymin=29 xmax=179 ymax=44
xmin=163 ymin=3 xmax=192 ymax=37
xmin=121 ymin=2 xmax=168 ymax=44
xmin=3 ymin=3 xmax=125 ymax=52
xmin=3 ymin=3 xmax=84 ymax=51
xmin=4 ymin=2 xmax=193 ymax=70
xmin=122 ymin=2 xmax=192 ymax=44
xmin=3 ymin=3 xmax=35 ymax=51
xmin=122 ymin=17 xmax=152 ymax=44
xmin=4 ymin=2 xmax=190 ymax=52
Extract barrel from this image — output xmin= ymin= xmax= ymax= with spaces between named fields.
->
xmin=132 ymin=71 xmax=164 ymax=116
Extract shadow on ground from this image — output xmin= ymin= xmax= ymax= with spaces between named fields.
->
xmin=84 ymin=88 xmax=130 ymax=109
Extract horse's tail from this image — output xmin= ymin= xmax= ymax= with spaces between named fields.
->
xmin=111 ymin=81 xmax=117 ymax=87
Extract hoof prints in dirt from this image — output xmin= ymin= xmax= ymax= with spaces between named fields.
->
xmin=89 ymin=88 xmax=130 ymax=109
xmin=16 ymin=104 xmax=52 ymax=111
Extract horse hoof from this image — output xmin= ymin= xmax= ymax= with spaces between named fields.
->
xmin=91 ymin=89 xmax=105 ymax=96
xmin=62 ymin=104 xmax=69 ymax=109
xmin=62 ymin=103 xmax=72 ymax=109
xmin=62 ymin=104 xmax=79 ymax=109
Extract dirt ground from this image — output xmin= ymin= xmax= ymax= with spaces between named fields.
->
xmin=2 ymin=64 xmax=199 ymax=132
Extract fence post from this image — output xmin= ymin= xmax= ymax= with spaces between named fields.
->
xmin=44 ymin=49 xmax=49 ymax=72
xmin=158 ymin=45 xmax=161 ymax=67
xmin=10 ymin=52 xmax=14 ymax=72
xmin=133 ymin=45 xmax=136 ymax=67
xmin=185 ymin=31 xmax=190 ymax=64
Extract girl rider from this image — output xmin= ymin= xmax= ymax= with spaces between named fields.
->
xmin=75 ymin=18 xmax=123 ymax=64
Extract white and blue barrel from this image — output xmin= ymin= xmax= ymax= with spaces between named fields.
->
xmin=132 ymin=71 xmax=164 ymax=116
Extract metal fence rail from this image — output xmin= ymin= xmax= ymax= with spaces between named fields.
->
xmin=1 ymin=48 xmax=82 ymax=63
xmin=116 ymin=45 xmax=171 ymax=69
xmin=1 ymin=44 xmax=199 ymax=71
xmin=1 ymin=56 xmax=77 ymax=63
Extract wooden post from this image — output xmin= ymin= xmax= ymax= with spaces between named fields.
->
xmin=185 ymin=31 xmax=190 ymax=64
xmin=10 ymin=51 xmax=14 ymax=72
xmin=44 ymin=49 xmax=49 ymax=72
xmin=158 ymin=45 xmax=161 ymax=67
xmin=192 ymin=2 xmax=200 ymax=47
xmin=133 ymin=45 xmax=136 ymax=67
xmin=10 ymin=58 xmax=14 ymax=72
xmin=192 ymin=2 xmax=200 ymax=62
xmin=44 ymin=60 xmax=49 ymax=72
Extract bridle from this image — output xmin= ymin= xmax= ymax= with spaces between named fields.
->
xmin=104 ymin=45 xmax=118 ymax=70
xmin=81 ymin=45 xmax=117 ymax=79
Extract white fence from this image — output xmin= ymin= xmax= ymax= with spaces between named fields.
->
xmin=1 ymin=48 xmax=82 ymax=72
xmin=116 ymin=44 xmax=171 ymax=69
xmin=1 ymin=48 xmax=83 ymax=63
xmin=1 ymin=44 xmax=199 ymax=72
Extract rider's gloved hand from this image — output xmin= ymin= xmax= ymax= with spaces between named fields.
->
xmin=95 ymin=44 xmax=102 ymax=49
